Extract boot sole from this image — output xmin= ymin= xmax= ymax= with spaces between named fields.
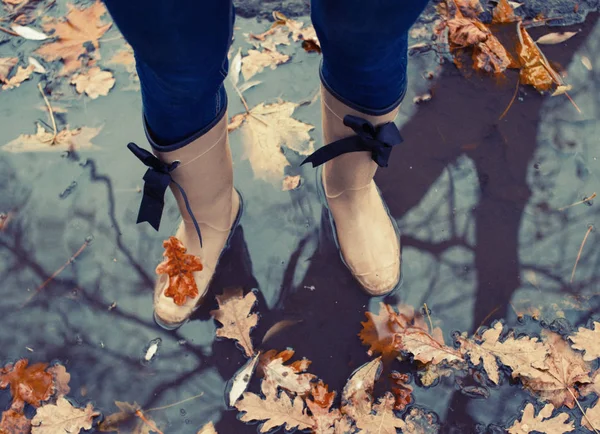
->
xmin=315 ymin=165 xmax=403 ymax=296
xmin=153 ymin=188 xmax=245 ymax=330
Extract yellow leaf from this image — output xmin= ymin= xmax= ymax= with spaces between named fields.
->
xmin=3 ymin=124 xmax=101 ymax=153
xmin=2 ymin=65 xmax=34 ymax=90
xmin=508 ymin=403 xmax=574 ymax=434
xmin=570 ymin=321 xmax=600 ymax=361
xmin=241 ymin=49 xmax=290 ymax=81
xmin=583 ymin=400 xmax=600 ymax=432
xmin=71 ymin=67 xmax=115 ymax=99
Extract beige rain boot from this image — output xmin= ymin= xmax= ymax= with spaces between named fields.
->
xmin=306 ymin=86 xmax=402 ymax=296
xmin=129 ymin=113 xmax=241 ymax=329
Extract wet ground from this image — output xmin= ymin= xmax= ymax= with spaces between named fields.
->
xmin=1 ymin=2 xmax=600 ymax=434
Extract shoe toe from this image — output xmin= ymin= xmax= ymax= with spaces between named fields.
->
xmin=355 ymin=261 xmax=401 ymax=296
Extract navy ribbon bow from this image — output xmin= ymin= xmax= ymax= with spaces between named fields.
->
xmin=301 ymin=115 xmax=403 ymax=168
xmin=127 ymin=142 xmax=203 ymax=247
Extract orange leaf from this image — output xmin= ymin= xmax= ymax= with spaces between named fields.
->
xmin=258 ymin=350 xmax=315 ymax=395
xmin=35 ymin=1 xmax=112 ymax=75
xmin=516 ymin=24 xmax=562 ymax=91
xmin=155 ymin=237 xmax=203 ymax=306
xmin=0 ymin=408 xmax=31 ymax=434
xmin=0 ymin=359 xmax=53 ymax=408
xmin=389 ymin=372 xmax=413 ymax=411
xmin=306 ymin=381 xmax=341 ymax=433
xmin=492 ymin=0 xmax=517 ymax=24
xmin=210 ymin=288 xmax=258 ymax=357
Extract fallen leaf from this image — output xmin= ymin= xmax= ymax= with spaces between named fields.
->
xmin=28 ymin=57 xmax=46 ymax=74
xmin=47 ymin=364 xmax=70 ymax=397
xmin=2 ymin=65 xmax=35 ymax=90
xmin=551 ymin=85 xmax=573 ymax=97
xmin=0 ymin=408 xmax=31 ymax=434
xmin=10 ymin=24 xmax=48 ymax=40
xmin=71 ymin=66 xmax=115 ymax=99
xmin=341 ymin=357 xmax=382 ymax=423
xmin=262 ymin=319 xmax=302 ymax=344
xmin=569 ymin=321 xmax=600 ymax=361
xmin=306 ymin=381 xmax=342 ymax=433
xmin=155 ymin=236 xmax=203 ymax=307
xmin=457 ymin=322 xmax=549 ymax=384
xmin=3 ymin=124 xmax=101 ymax=153
xmin=247 ymin=26 xmax=291 ymax=52
xmin=581 ymin=371 xmax=600 ymax=397
xmin=235 ymin=378 xmax=314 ymax=433
xmin=35 ymin=1 xmax=112 ymax=75
xmin=210 ymin=288 xmax=257 ymax=358
xmin=516 ymin=23 xmax=563 ymax=92
xmin=98 ymin=401 xmax=160 ymax=433
xmin=492 ymin=0 xmax=517 ymax=23
xmin=390 ymin=372 xmax=413 ymax=410
xmin=238 ymin=80 xmax=261 ymax=93
xmin=536 ymin=32 xmax=578 ymax=45
xmin=241 ymin=49 xmax=290 ymax=81
xmin=396 ymin=329 xmax=464 ymax=365
xmin=447 ymin=17 xmax=489 ymax=46
xmin=581 ymin=56 xmax=592 ymax=71
xmin=418 ymin=362 xmax=462 ymax=387
xmin=472 ymin=34 xmax=514 ymax=74
xmin=403 ymin=407 xmax=440 ymax=434
xmin=0 ymin=359 xmax=53 ymax=408
xmin=31 ymin=397 xmax=99 ymax=434
xmin=231 ymin=101 xmax=314 ymax=182
xmin=229 ymin=48 xmax=242 ymax=87
xmin=359 ymin=303 xmax=406 ymax=358
xmin=282 ymin=175 xmax=301 ymax=191
xmin=353 ymin=392 xmax=406 ymax=434
xmin=109 ymin=47 xmax=136 ymax=73
xmin=198 ymin=422 xmax=217 ymax=434
xmin=228 ymin=354 xmax=259 ymax=406
xmin=0 ymin=57 xmax=18 ymax=82
xmin=521 ymin=331 xmax=591 ymax=409
xmin=583 ymin=400 xmax=600 ymax=432
xmin=507 ymin=403 xmax=574 ymax=434
xmin=260 ymin=355 xmax=315 ymax=395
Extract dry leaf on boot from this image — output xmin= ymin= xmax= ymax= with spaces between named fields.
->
xmin=0 ymin=57 xmax=18 ymax=83
xmin=507 ymin=403 xmax=574 ymax=434
xmin=0 ymin=359 xmax=53 ymax=408
xmin=31 ymin=397 xmax=99 ymax=434
xmin=210 ymin=288 xmax=258 ymax=357
xmin=241 ymin=49 xmax=290 ymax=81
xmin=235 ymin=378 xmax=314 ymax=433
xmin=569 ymin=321 xmax=600 ymax=361
xmin=0 ymin=408 xmax=31 ymax=434
xmin=155 ymin=236 xmax=203 ymax=307
xmin=71 ymin=67 xmax=115 ymax=99
xmin=3 ymin=124 xmax=101 ymax=153
xmin=35 ymin=1 xmax=112 ymax=75
xmin=2 ymin=65 xmax=35 ymax=90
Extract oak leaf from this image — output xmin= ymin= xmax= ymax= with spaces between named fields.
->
xmin=507 ymin=403 xmax=574 ymax=434
xmin=521 ymin=331 xmax=591 ymax=409
xmin=396 ymin=329 xmax=464 ymax=365
xmin=210 ymin=288 xmax=257 ymax=357
xmin=306 ymin=381 xmax=342 ymax=434
xmin=0 ymin=57 xmax=18 ymax=83
xmin=2 ymin=65 xmax=34 ymax=90
xmin=403 ymin=407 xmax=440 ymax=434
xmin=258 ymin=350 xmax=315 ymax=395
xmin=341 ymin=358 xmax=382 ymax=425
xmin=569 ymin=321 xmax=600 ymax=361
xmin=352 ymin=392 xmax=406 ymax=434
xmin=0 ymin=408 xmax=31 ymax=434
xmin=47 ymin=364 xmax=70 ymax=397
xmin=359 ymin=303 xmax=407 ymax=358
xmin=390 ymin=372 xmax=413 ymax=411
xmin=98 ymin=401 xmax=160 ymax=434
xmin=228 ymin=101 xmax=314 ymax=182
xmin=583 ymin=400 xmax=600 ymax=432
xmin=155 ymin=236 xmax=203 ymax=307
xmin=235 ymin=378 xmax=314 ymax=433
xmin=35 ymin=1 xmax=112 ymax=75
xmin=0 ymin=359 xmax=53 ymax=407
xmin=3 ymin=124 xmax=101 ymax=153
xmin=457 ymin=322 xmax=548 ymax=384
xmin=241 ymin=49 xmax=290 ymax=81
xmin=31 ymin=397 xmax=99 ymax=434
xmin=71 ymin=67 xmax=115 ymax=99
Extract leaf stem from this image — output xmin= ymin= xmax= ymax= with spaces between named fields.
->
xmin=135 ymin=410 xmax=164 ymax=434
xmin=146 ymin=392 xmax=205 ymax=412
xmin=37 ymin=83 xmax=57 ymax=145
xmin=558 ymin=193 xmax=596 ymax=211
xmin=499 ymin=79 xmax=519 ymax=120
xmin=566 ymin=387 xmax=599 ymax=433
xmin=423 ymin=303 xmax=434 ymax=333
xmin=0 ymin=26 xmax=19 ymax=37
xmin=571 ymin=225 xmax=594 ymax=283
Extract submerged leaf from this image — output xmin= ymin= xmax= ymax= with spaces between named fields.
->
xmin=3 ymin=124 xmax=101 ymax=153
xmin=583 ymin=400 xmax=600 ymax=432
xmin=390 ymin=372 xmax=413 ymax=411
xmin=31 ymin=397 xmax=99 ymax=434
xmin=0 ymin=359 xmax=53 ymax=408
xmin=353 ymin=392 xmax=406 ymax=434
xmin=0 ymin=409 xmax=31 ymax=434
xmin=71 ymin=67 xmax=115 ymax=99
xmin=241 ymin=49 xmax=290 ymax=81
xmin=98 ymin=401 xmax=159 ymax=433
xmin=258 ymin=349 xmax=315 ymax=395
xmin=507 ymin=403 xmax=574 ymax=434
xmin=47 ymin=364 xmax=70 ymax=398
xmin=569 ymin=321 xmax=600 ymax=361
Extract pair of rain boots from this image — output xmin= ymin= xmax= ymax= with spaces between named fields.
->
xmin=131 ymin=86 xmax=403 ymax=330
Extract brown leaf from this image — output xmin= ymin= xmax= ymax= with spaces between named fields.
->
xmin=569 ymin=321 xmax=600 ymax=361
xmin=3 ymin=124 xmax=101 ymax=153
xmin=341 ymin=357 xmax=382 ymax=425
xmin=492 ymin=0 xmax=517 ymax=23
xmin=536 ymin=32 xmax=578 ymax=45
xmin=403 ymin=407 xmax=440 ymax=434
xmin=418 ymin=362 xmax=462 ymax=387
xmin=247 ymin=26 xmax=291 ymax=52
xmin=0 ymin=408 xmax=31 ymax=434
xmin=583 ymin=400 xmax=600 ymax=432
xmin=581 ymin=370 xmax=600 ymax=397
xmin=31 ymin=397 xmax=99 ymax=434
xmin=210 ymin=288 xmax=258 ymax=357
xmin=447 ymin=17 xmax=489 ymax=46
xmin=71 ymin=66 xmax=115 ymax=99
xmin=282 ymin=175 xmax=302 ymax=191
xmin=35 ymin=1 xmax=112 ymax=75
xmin=306 ymin=381 xmax=342 ymax=433
xmin=472 ymin=35 xmax=514 ymax=74
xmin=0 ymin=359 xmax=53 ymax=408
xmin=197 ymin=421 xmax=217 ymax=434
xmin=47 ymin=364 xmax=70 ymax=397
xmin=241 ymin=49 xmax=290 ymax=81
xmin=0 ymin=57 xmax=18 ymax=83
xmin=390 ymin=372 xmax=413 ymax=411
xmin=359 ymin=303 xmax=406 ymax=358
xmin=454 ymin=0 xmax=484 ymax=18
xmin=457 ymin=322 xmax=549 ymax=384
xmin=396 ymin=329 xmax=464 ymax=365
xmin=521 ymin=331 xmax=592 ymax=409
xmin=516 ymin=24 xmax=563 ymax=92
xmin=155 ymin=237 xmax=203 ymax=307
xmin=2 ymin=65 xmax=35 ymax=90
xmin=235 ymin=378 xmax=314 ymax=433
xmin=258 ymin=350 xmax=315 ymax=395
xmin=507 ymin=403 xmax=574 ymax=434
xmin=352 ymin=392 xmax=406 ymax=434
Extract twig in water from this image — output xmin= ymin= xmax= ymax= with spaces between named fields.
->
xmin=134 ymin=410 xmax=164 ymax=434
xmin=499 ymin=79 xmax=519 ymax=120
xmin=567 ymin=387 xmax=600 ymax=434
xmin=423 ymin=303 xmax=434 ymax=333
xmin=571 ymin=225 xmax=594 ymax=283
xmin=565 ymin=92 xmax=582 ymax=114
xmin=0 ymin=26 xmax=19 ymax=36
xmin=37 ymin=83 xmax=58 ymax=144
xmin=558 ymin=193 xmax=596 ymax=211
xmin=146 ymin=393 xmax=205 ymax=412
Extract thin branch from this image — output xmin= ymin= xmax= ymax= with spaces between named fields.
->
xmin=135 ymin=410 xmax=164 ymax=434
xmin=0 ymin=26 xmax=19 ymax=36
xmin=499 ymin=79 xmax=519 ymax=120
xmin=567 ymin=387 xmax=600 ymax=434
xmin=571 ymin=225 xmax=594 ymax=283
xmin=423 ymin=303 xmax=434 ymax=333
xmin=558 ymin=193 xmax=596 ymax=211
xmin=37 ymin=83 xmax=58 ymax=144
xmin=564 ymin=92 xmax=582 ymax=114
xmin=146 ymin=393 xmax=205 ymax=412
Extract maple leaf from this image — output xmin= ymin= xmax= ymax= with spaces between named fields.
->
xmin=306 ymin=381 xmax=343 ymax=434
xmin=0 ymin=57 xmax=18 ymax=83
xmin=521 ymin=331 xmax=591 ymax=409
xmin=210 ymin=288 xmax=258 ymax=357
xmin=0 ymin=408 xmax=31 ymax=434
xmin=155 ymin=236 xmax=203 ymax=307
xmin=396 ymin=329 xmax=464 ymax=365
xmin=569 ymin=321 xmax=600 ymax=361
xmin=71 ymin=67 xmax=115 ymax=99
xmin=353 ymin=392 xmax=406 ymax=434
xmin=457 ymin=322 xmax=549 ymax=384
xmin=507 ymin=403 xmax=574 ymax=434
xmin=31 ymin=397 xmax=99 ymax=434
xmin=2 ymin=65 xmax=34 ymax=90
xmin=241 ymin=49 xmax=290 ymax=81
xmin=390 ymin=372 xmax=413 ymax=411
xmin=583 ymin=400 xmax=600 ymax=432
xmin=228 ymin=101 xmax=314 ymax=182
xmin=0 ymin=359 xmax=53 ymax=408
xmin=582 ymin=371 xmax=600 ymax=398
xmin=35 ymin=1 xmax=112 ymax=75
xmin=98 ymin=401 xmax=161 ymax=434
xmin=3 ymin=124 xmax=101 ymax=153
xmin=258 ymin=349 xmax=316 ymax=395
xmin=198 ymin=421 xmax=218 ymax=434
xmin=235 ymin=378 xmax=314 ymax=433
xmin=47 ymin=364 xmax=70 ymax=397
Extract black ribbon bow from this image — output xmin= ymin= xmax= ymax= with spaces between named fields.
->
xmin=127 ymin=142 xmax=203 ymax=247
xmin=301 ymin=114 xmax=403 ymax=168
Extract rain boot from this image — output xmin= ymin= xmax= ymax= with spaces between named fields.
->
xmin=303 ymin=86 xmax=403 ymax=296
xmin=129 ymin=112 xmax=241 ymax=329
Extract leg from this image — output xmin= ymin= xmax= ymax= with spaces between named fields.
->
xmin=310 ymin=0 xmax=430 ymax=294
xmin=105 ymin=0 xmax=240 ymax=328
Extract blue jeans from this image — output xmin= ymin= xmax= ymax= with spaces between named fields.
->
xmin=103 ymin=0 xmax=429 ymax=147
